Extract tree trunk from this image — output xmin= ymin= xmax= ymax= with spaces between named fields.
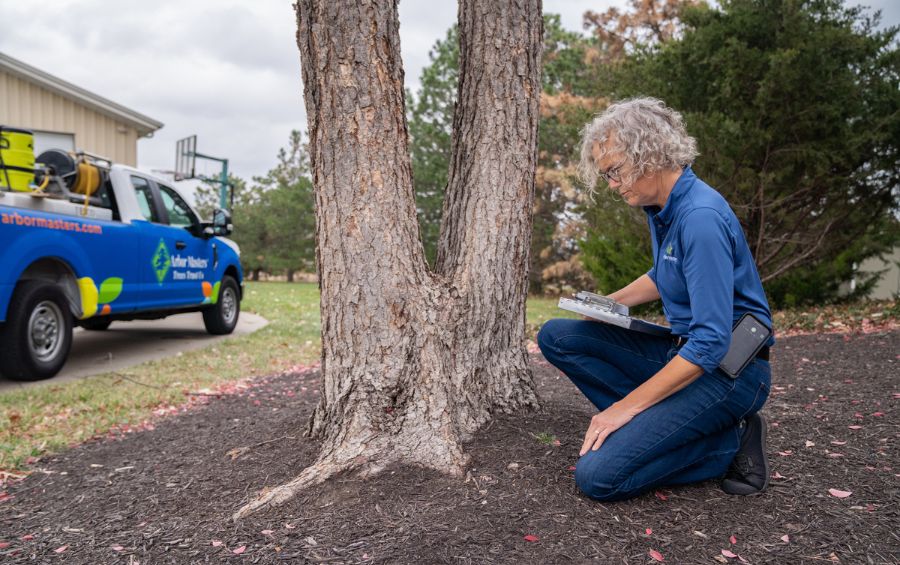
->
xmin=286 ymin=269 xmax=295 ymax=283
xmin=235 ymin=0 xmax=542 ymax=520
xmin=250 ymin=268 xmax=260 ymax=282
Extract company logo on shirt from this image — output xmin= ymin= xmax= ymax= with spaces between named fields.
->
xmin=663 ymin=243 xmax=679 ymax=263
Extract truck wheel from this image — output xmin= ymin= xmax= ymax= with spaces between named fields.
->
xmin=203 ymin=276 xmax=240 ymax=335
xmin=80 ymin=318 xmax=112 ymax=331
xmin=0 ymin=281 xmax=73 ymax=381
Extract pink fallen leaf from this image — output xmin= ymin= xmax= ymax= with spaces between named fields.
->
xmin=552 ymin=439 xmax=561 ymax=446
xmin=649 ymin=549 xmax=665 ymax=562
xmin=777 ymin=450 xmax=793 ymax=456
xmin=523 ymin=534 xmax=539 ymax=542
xmin=233 ymin=545 xmax=247 ymax=555
xmin=260 ymin=530 xmax=274 ymax=536
xmin=284 ymin=523 xmax=296 ymax=530
xmin=871 ymin=412 xmax=884 ymax=417
xmin=55 ymin=545 xmax=68 ymax=553
xmin=848 ymin=425 xmax=863 ymax=430
xmin=567 ymin=466 xmax=576 ymax=471
xmin=828 ymin=488 xmax=852 ymax=498
xmin=827 ymin=453 xmax=845 ymax=458
xmin=646 ymin=528 xmax=653 ymax=535
xmin=722 ymin=549 xmax=738 ymax=558
xmin=730 ymin=535 xmax=737 ymax=544
xmin=854 ymin=412 xmax=864 ymax=418
xmin=781 ymin=534 xmax=790 ymax=543
xmin=804 ymin=440 xmax=815 ymax=448
xmin=0 ymin=542 xmax=10 ymax=549
xmin=211 ymin=540 xmax=223 ymax=547
xmin=111 ymin=545 xmax=124 ymax=551
xmin=830 ymin=440 xmax=847 ymax=445
xmin=21 ymin=535 xmax=34 ymax=541
xmin=654 ymin=490 xmax=669 ymax=501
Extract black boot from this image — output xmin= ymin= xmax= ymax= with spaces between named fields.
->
xmin=721 ymin=412 xmax=769 ymax=495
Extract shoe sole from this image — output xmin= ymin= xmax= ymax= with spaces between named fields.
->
xmin=757 ymin=412 xmax=770 ymax=493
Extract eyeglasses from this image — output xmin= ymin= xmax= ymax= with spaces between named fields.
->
xmin=598 ymin=158 xmax=628 ymax=184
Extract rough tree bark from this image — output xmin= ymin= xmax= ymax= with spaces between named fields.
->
xmin=235 ymin=0 xmax=542 ymax=520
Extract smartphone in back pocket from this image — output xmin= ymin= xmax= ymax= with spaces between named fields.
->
xmin=719 ymin=313 xmax=772 ymax=378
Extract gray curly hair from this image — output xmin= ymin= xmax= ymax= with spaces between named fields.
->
xmin=578 ymin=97 xmax=698 ymax=190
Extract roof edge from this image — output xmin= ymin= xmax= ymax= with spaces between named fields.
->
xmin=0 ymin=51 xmax=164 ymax=136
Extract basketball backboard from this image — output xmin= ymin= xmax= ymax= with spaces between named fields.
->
xmin=175 ymin=135 xmax=197 ymax=180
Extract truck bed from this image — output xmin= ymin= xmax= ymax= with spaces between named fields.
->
xmin=0 ymin=190 xmax=113 ymax=221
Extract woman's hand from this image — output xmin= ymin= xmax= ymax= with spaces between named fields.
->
xmin=580 ymin=403 xmax=637 ymax=456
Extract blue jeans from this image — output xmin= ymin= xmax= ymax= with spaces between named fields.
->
xmin=537 ymin=319 xmax=770 ymax=501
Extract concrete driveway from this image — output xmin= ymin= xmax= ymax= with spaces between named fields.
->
xmin=0 ymin=312 xmax=268 ymax=392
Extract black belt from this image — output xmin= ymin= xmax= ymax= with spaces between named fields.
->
xmin=672 ymin=335 xmax=770 ymax=361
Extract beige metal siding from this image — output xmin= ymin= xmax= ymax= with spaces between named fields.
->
xmin=0 ymin=68 xmax=139 ymax=165
xmin=858 ymin=246 xmax=900 ymax=300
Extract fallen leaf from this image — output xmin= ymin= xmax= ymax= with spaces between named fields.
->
xmin=567 ymin=466 xmax=576 ymax=471
xmin=284 ymin=523 xmax=296 ymax=530
xmin=260 ymin=530 xmax=274 ymax=536
xmin=830 ymin=440 xmax=847 ymax=445
xmin=871 ymin=412 xmax=884 ymax=417
xmin=781 ymin=534 xmax=790 ymax=543
xmin=848 ymin=425 xmax=863 ymax=430
xmin=523 ymin=534 xmax=539 ymax=542
xmin=654 ymin=490 xmax=669 ymax=501
xmin=552 ymin=439 xmax=561 ymax=446
xmin=111 ymin=545 xmax=124 ymax=551
xmin=722 ymin=549 xmax=738 ymax=558
xmin=772 ymin=471 xmax=786 ymax=479
xmin=805 ymin=440 xmax=815 ymax=448
xmin=21 ymin=535 xmax=33 ymax=541
xmin=55 ymin=545 xmax=68 ymax=553
xmin=828 ymin=488 xmax=852 ymax=498
xmin=0 ymin=542 xmax=10 ymax=549
xmin=233 ymin=545 xmax=247 ymax=554
xmin=211 ymin=540 xmax=223 ymax=547
xmin=730 ymin=535 xmax=737 ymax=544
xmin=646 ymin=528 xmax=653 ymax=535
xmin=649 ymin=549 xmax=665 ymax=561
xmin=777 ymin=450 xmax=793 ymax=456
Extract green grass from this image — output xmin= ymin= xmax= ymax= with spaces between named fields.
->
xmin=2 ymin=280 xmax=895 ymax=474
xmin=0 ymin=281 xmax=321 ymax=472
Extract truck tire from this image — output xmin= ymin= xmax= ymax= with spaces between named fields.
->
xmin=0 ymin=281 xmax=73 ymax=381
xmin=80 ymin=318 xmax=112 ymax=331
xmin=203 ymin=276 xmax=240 ymax=335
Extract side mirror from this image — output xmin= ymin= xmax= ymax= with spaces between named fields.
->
xmin=212 ymin=208 xmax=233 ymax=236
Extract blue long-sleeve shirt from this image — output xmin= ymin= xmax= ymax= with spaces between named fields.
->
xmin=645 ymin=166 xmax=774 ymax=373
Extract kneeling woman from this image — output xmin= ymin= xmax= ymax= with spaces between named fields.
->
xmin=538 ymin=97 xmax=774 ymax=501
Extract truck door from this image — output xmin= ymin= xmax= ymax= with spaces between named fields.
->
xmin=130 ymin=175 xmax=213 ymax=310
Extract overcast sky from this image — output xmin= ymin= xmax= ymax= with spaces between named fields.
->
xmin=1 ymin=0 xmax=897 ymax=193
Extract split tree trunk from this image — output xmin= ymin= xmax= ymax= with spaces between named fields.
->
xmin=235 ymin=0 xmax=542 ymax=520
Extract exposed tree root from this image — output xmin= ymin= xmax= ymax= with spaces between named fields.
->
xmin=233 ymin=426 xmax=469 ymax=521
xmin=233 ymin=455 xmax=346 ymax=521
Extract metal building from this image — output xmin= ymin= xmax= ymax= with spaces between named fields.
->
xmin=0 ymin=52 xmax=162 ymax=166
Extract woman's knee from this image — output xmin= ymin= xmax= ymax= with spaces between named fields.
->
xmin=574 ymin=452 xmax=630 ymax=502
xmin=536 ymin=318 xmax=574 ymax=357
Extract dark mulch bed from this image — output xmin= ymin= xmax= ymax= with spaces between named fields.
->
xmin=2 ymin=331 xmax=898 ymax=564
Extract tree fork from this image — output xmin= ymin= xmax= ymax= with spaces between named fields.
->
xmin=235 ymin=0 xmax=542 ymax=520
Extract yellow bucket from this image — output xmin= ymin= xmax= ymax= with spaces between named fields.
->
xmin=0 ymin=127 xmax=35 ymax=192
